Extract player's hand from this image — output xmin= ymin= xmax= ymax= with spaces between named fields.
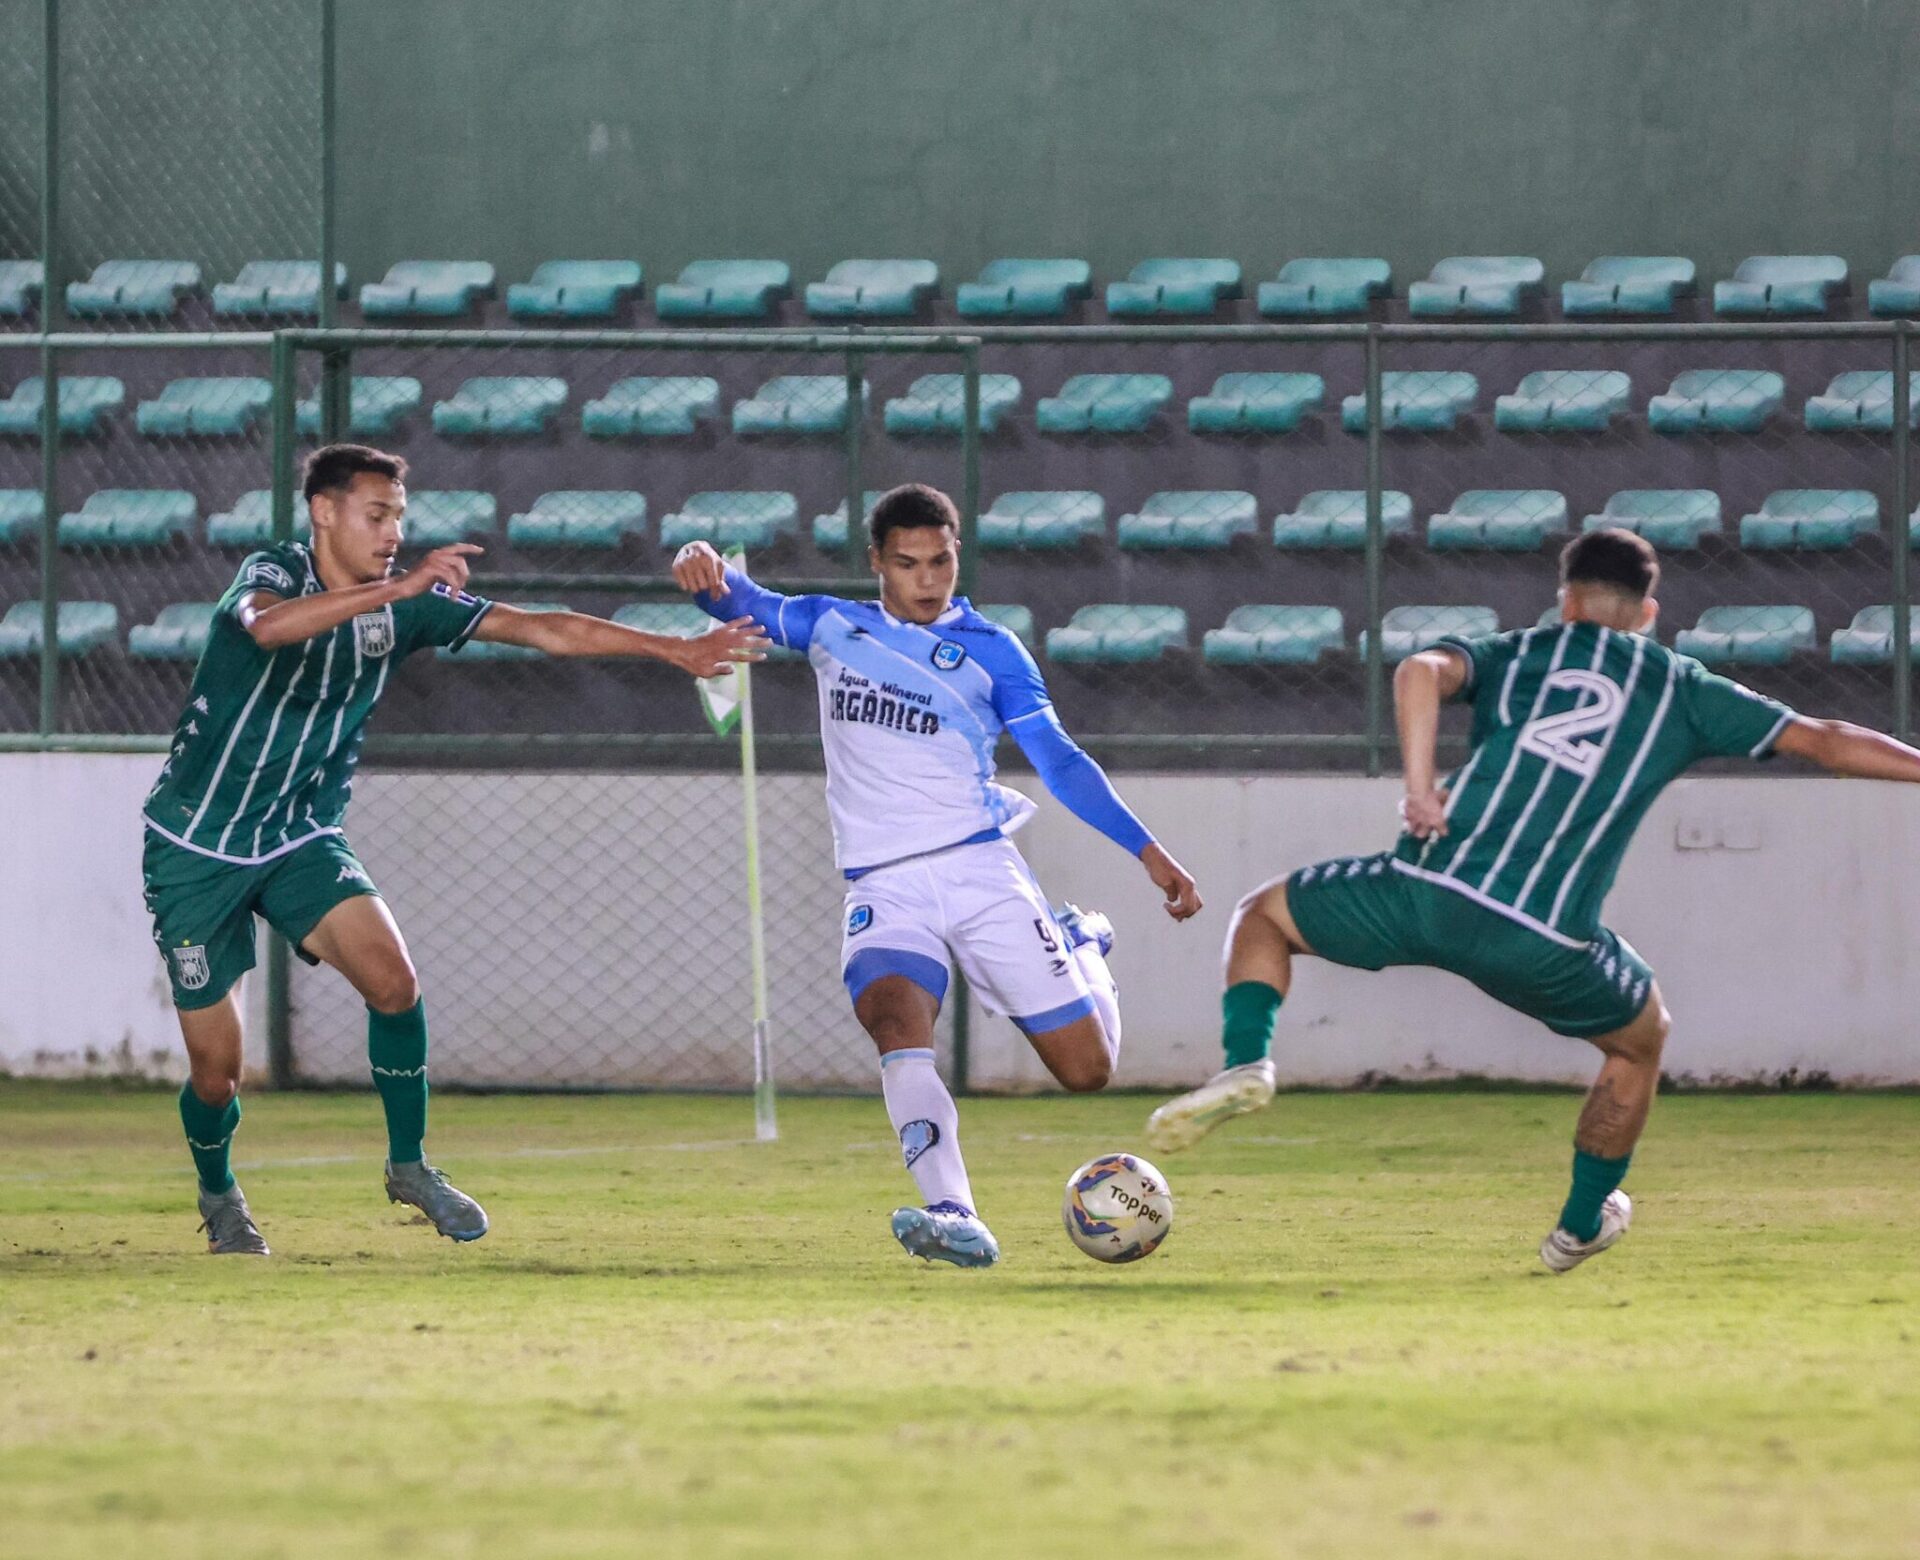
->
xmin=672 ymin=540 xmax=729 ymax=597
xmin=682 ymin=617 xmax=770 ymax=678
xmin=1141 ymin=842 xmax=1202 ymax=922
xmin=1400 ymin=787 xmax=1450 ymax=840
xmin=393 ymin=543 xmax=484 ymax=599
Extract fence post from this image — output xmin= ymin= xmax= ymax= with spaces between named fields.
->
xmin=1895 ymin=323 xmax=1912 ymax=742
xmin=1363 ymin=327 xmax=1386 ymax=776
xmin=317 ymin=0 xmax=349 ymax=440
xmin=266 ymin=330 xmax=298 ymax=1085
xmin=951 ymin=342 xmax=985 ymax=1094
xmin=37 ymin=0 xmax=61 ymax=734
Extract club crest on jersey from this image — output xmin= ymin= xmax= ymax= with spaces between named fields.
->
xmin=930 ymin=640 xmax=967 ymax=672
xmin=171 ymin=943 xmax=210 ymax=991
xmin=353 ymin=607 xmax=395 ymax=658
xmin=847 ymin=904 xmax=874 ymax=936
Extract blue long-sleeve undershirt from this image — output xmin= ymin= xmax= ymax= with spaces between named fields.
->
xmin=1007 ymin=707 xmax=1155 ymax=857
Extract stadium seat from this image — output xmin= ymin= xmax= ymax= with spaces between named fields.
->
xmin=1046 ymin=604 xmax=1189 ymax=663
xmin=1360 ymin=605 xmax=1499 ymax=663
xmin=441 ymin=603 xmax=562 ymax=660
xmin=1713 ymin=255 xmax=1848 ymax=316
xmin=1035 ymin=374 xmax=1173 ymax=434
xmin=581 ymin=376 xmax=720 ymax=438
xmin=1830 ymin=606 xmax=1920 ymax=665
xmin=1675 ymin=606 xmax=1815 ymax=665
xmin=978 ymin=491 xmax=1105 ymax=550
xmin=655 ymin=260 xmax=791 ymax=319
xmin=506 ymin=260 xmax=642 ymax=319
xmin=1804 ymin=372 xmax=1920 ymax=432
xmin=1647 ymin=370 xmax=1784 ymax=434
xmin=128 ymin=602 xmax=218 ymax=661
xmin=359 ymin=261 xmax=495 ymax=317
xmin=977 ymin=603 xmax=1036 ymax=647
xmin=0 ymin=600 xmax=118 ymax=656
xmin=1340 ymin=372 xmax=1478 ymax=433
xmin=0 ymin=260 xmax=45 ymax=317
xmin=1117 ymin=490 xmax=1258 ymax=550
xmin=733 ymin=375 xmax=865 ymax=436
xmin=135 ymin=377 xmax=273 ymax=437
xmin=1256 ymin=259 xmax=1390 ymax=317
xmin=1560 ymin=257 xmax=1697 ymax=316
xmin=1272 ymin=490 xmax=1415 ymax=549
xmin=1427 ymin=490 xmax=1570 ymax=551
xmin=1105 ymin=259 xmax=1241 ymax=317
xmin=1583 ymin=490 xmax=1723 ymax=549
xmin=1202 ymin=605 xmax=1344 ymax=666
xmin=955 ymin=259 xmax=1092 ymax=318
xmin=1493 ymin=371 xmax=1633 ymax=433
xmin=405 ymin=491 xmax=497 ymax=544
xmin=1187 ymin=373 xmax=1325 ymax=433
xmin=206 ymin=491 xmax=310 ymax=547
xmin=59 ymin=490 xmax=195 ymax=547
xmin=211 ymin=260 xmax=347 ymax=318
xmin=811 ymin=492 xmax=882 ymax=551
xmin=0 ymin=490 xmax=43 ymax=544
xmin=1738 ymin=489 xmax=1878 ymax=551
xmin=883 ymin=374 xmax=1022 ymax=435
xmin=805 ymin=259 xmax=939 ymax=318
xmin=507 ymin=491 xmax=647 ymax=547
xmin=432 ymin=377 xmax=569 ymax=436
xmin=1407 ymin=257 xmax=1544 ymax=317
xmin=66 ymin=260 xmax=201 ymax=318
xmin=0 ymin=376 xmax=125 ymax=437
xmin=659 ymin=491 xmax=799 ymax=550
xmin=294 ymin=375 xmax=423 ymax=437
xmin=1868 ymin=256 xmax=1920 ymax=317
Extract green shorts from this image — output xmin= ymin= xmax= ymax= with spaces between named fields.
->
xmin=142 ymin=829 xmax=380 ymax=1010
xmin=1285 ymin=853 xmax=1653 ymax=1039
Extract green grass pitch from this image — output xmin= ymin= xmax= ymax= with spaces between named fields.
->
xmin=3 ymin=1085 xmax=1916 ymax=1559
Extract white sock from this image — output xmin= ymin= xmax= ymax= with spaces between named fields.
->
xmin=1072 ymin=943 xmax=1122 ymax=1067
xmin=880 ymin=1047 xmax=976 ymax=1213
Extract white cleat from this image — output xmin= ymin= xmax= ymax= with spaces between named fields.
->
xmin=1144 ymin=1058 xmax=1277 ymax=1154
xmin=1539 ymin=1189 xmax=1632 ymax=1274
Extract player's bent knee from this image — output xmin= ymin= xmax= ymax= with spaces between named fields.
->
xmin=188 ymin=1073 xmax=238 ymax=1109
xmin=361 ymin=960 xmax=421 ymax=1015
xmin=1056 ymin=1049 xmax=1112 ymax=1093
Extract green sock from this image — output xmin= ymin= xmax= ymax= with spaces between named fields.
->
xmin=1221 ymin=980 xmax=1284 ymax=1069
xmin=1559 ymin=1148 xmax=1632 ymax=1241
xmin=179 ymin=1083 xmax=241 ymax=1195
xmin=368 ymin=999 xmax=429 ymax=1165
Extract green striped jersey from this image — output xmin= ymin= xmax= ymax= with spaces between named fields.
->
xmin=1391 ymin=621 xmax=1795 ymax=945
xmin=143 ymin=542 xmax=492 ymax=863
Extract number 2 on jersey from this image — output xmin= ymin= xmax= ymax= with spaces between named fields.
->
xmin=1517 ymin=669 xmax=1625 ymax=778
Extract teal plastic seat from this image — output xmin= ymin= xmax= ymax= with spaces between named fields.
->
xmin=66 ymin=260 xmax=200 ymax=317
xmin=508 ymin=491 xmax=647 ymax=547
xmin=0 ymin=600 xmax=119 ymax=656
xmin=1188 ymin=373 xmax=1325 ymax=433
xmin=1714 ymin=256 xmax=1848 ymax=317
xmin=1583 ymin=491 xmax=1723 ymax=549
xmin=977 ymin=603 xmax=1036 ymax=647
xmin=129 ymin=602 xmax=218 ymax=661
xmin=1739 ymin=490 xmax=1878 ymax=551
xmin=811 ymin=492 xmax=883 ymax=551
xmin=212 ymin=261 xmax=346 ymax=318
xmin=1117 ymin=490 xmax=1258 ymax=550
xmin=1493 ymin=371 xmax=1633 ymax=433
xmin=506 ymin=260 xmax=642 ymax=319
xmin=1648 ymin=370 xmax=1784 ymax=434
xmin=440 ymin=603 xmax=561 ymax=661
xmin=1257 ymin=259 xmax=1389 ymax=317
xmin=655 ymin=260 xmax=790 ymax=319
xmin=1360 ymin=606 xmax=1499 ymax=663
xmin=1428 ymin=490 xmax=1569 ymax=551
xmin=1036 ymin=374 xmax=1173 ymax=434
xmin=1676 ymin=606 xmax=1815 ymax=666
xmin=0 ymin=260 xmax=43 ymax=316
xmin=59 ymin=490 xmax=195 ymax=547
xmin=659 ymin=491 xmax=799 ymax=550
xmin=1340 ymin=371 xmax=1478 ymax=432
xmin=405 ymin=491 xmax=497 ymax=545
xmin=582 ymin=376 xmax=720 ymax=438
xmin=1202 ymin=605 xmax=1344 ymax=666
xmin=0 ymin=376 xmax=125 ymax=437
xmin=1805 ymin=372 xmax=1920 ymax=432
xmin=207 ymin=491 xmax=311 ymax=547
xmin=1561 ymin=257 xmax=1697 ymax=316
xmin=432 ymin=376 xmax=569 ymax=436
xmin=979 ymin=491 xmax=1105 ymax=550
xmin=1831 ymin=606 xmax=1920 ymax=665
xmin=136 ymin=377 xmax=272 ymax=437
xmin=359 ymin=261 xmax=495 ymax=317
xmin=1106 ymin=259 xmax=1240 ymax=316
xmin=1273 ymin=490 xmax=1414 ymax=549
xmin=884 ymin=374 xmax=1022 ymax=435
xmin=805 ymin=259 xmax=939 ymax=318
xmin=1407 ymin=257 xmax=1544 ymax=317
xmin=1868 ymin=257 xmax=1920 ymax=318
xmin=295 ymin=376 xmax=422 ymax=437
xmin=733 ymin=375 xmax=864 ymax=436
xmin=1046 ymin=605 xmax=1189 ymax=664
xmin=0 ymin=489 xmax=43 ymax=543
xmin=955 ymin=259 xmax=1091 ymax=318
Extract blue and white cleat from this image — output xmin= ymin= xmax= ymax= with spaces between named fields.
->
xmin=891 ymin=1200 xmax=1002 ymax=1268
xmin=1054 ymin=902 xmax=1114 ymax=957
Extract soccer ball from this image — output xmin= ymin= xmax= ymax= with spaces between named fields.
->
xmin=1062 ymin=1152 xmax=1174 ymax=1263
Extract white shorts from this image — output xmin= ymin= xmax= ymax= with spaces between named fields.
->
xmin=839 ymin=838 xmax=1095 ymax=1034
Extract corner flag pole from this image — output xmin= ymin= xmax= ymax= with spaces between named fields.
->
xmin=739 ymin=650 xmax=777 ymax=1142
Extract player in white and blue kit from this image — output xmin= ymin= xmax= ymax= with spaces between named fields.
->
xmin=675 ymin=484 xmax=1202 ymax=1267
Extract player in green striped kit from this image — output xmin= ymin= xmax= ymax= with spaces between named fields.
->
xmin=144 ymin=444 xmax=766 ymax=1254
xmin=1147 ymin=528 xmax=1920 ymax=1271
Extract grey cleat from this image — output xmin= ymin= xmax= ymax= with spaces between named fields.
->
xmin=198 ymin=1184 xmax=270 ymax=1255
xmin=1144 ymin=1058 xmax=1277 ymax=1154
xmin=1539 ymin=1189 xmax=1632 ymax=1274
xmin=385 ymin=1159 xmax=489 ymax=1242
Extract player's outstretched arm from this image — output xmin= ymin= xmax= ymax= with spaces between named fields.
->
xmin=242 ymin=543 xmax=483 ymax=649
xmin=670 ymin=540 xmax=827 ymax=658
xmin=1773 ymin=717 xmax=1920 ymax=782
xmin=1394 ymin=648 xmax=1470 ymax=838
xmin=470 ymin=605 xmax=767 ymax=676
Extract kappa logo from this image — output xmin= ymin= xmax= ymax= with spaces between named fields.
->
xmin=243 ymin=561 xmax=296 ymax=594
xmin=899 ymin=1118 xmax=940 ymax=1169
xmin=847 ymin=904 xmax=874 ymax=936
xmin=931 ymin=640 xmax=967 ymax=672
xmin=171 ymin=943 xmax=211 ymax=991
xmin=337 ymin=862 xmax=371 ymax=885
xmin=353 ymin=608 xmax=396 ymax=658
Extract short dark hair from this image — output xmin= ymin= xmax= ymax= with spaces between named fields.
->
xmin=302 ymin=443 xmax=408 ymax=503
xmin=1561 ymin=527 xmax=1659 ymax=599
xmin=868 ymin=483 xmax=959 ymax=550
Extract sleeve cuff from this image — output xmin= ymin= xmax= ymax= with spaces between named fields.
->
xmin=445 ymin=598 xmax=494 ymax=654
